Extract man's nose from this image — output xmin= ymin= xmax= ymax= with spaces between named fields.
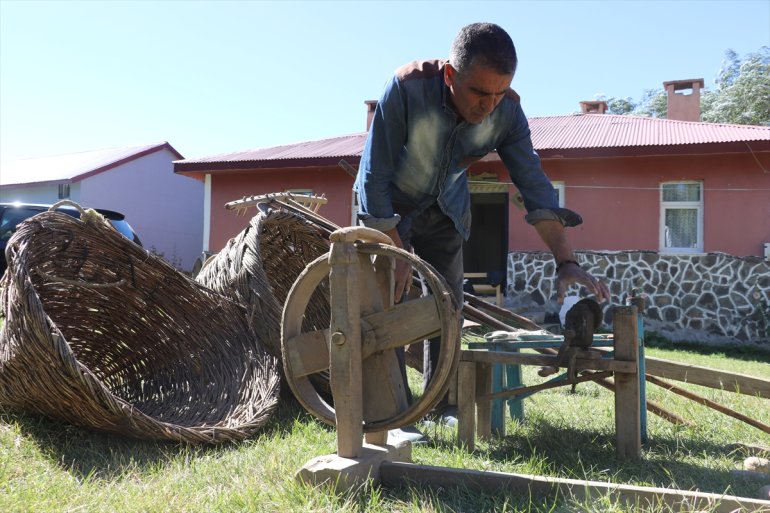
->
xmin=480 ymin=96 xmax=496 ymax=114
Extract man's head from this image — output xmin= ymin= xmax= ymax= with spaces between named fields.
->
xmin=445 ymin=23 xmax=517 ymax=124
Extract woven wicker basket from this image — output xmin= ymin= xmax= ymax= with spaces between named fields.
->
xmin=0 ymin=204 xmax=281 ymax=444
xmin=195 ymin=205 xmax=332 ymax=358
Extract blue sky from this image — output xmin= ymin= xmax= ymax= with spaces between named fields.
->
xmin=1 ymin=0 xmax=768 ymax=164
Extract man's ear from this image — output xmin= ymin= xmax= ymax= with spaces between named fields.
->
xmin=444 ymin=63 xmax=456 ymax=87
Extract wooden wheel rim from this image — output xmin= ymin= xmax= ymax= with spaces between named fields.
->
xmin=281 ymin=242 xmax=460 ymax=432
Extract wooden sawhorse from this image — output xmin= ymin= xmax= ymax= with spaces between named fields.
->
xmin=456 ymin=306 xmax=643 ymax=460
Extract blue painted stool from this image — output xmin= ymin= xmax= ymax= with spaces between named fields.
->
xmin=469 ymin=332 xmax=618 ymax=436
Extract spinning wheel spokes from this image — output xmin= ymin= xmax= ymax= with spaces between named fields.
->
xmin=281 ymin=228 xmax=460 ymax=457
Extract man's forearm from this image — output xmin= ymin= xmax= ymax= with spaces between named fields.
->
xmin=533 ymin=219 xmax=575 ymax=263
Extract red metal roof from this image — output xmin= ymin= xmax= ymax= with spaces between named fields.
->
xmin=174 ymin=114 xmax=770 ymax=172
xmin=179 ymin=134 xmax=367 ymax=165
xmin=530 ymin=114 xmax=770 ymax=149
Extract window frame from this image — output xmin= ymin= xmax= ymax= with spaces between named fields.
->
xmin=552 ymin=181 xmax=565 ymax=208
xmin=659 ymin=180 xmax=704 ymax=253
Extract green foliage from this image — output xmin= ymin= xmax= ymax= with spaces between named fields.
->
xmin=602 ymin=46 xmax=770 ymax=125
xmin=702 ymin=46 xmax=770 ymax=125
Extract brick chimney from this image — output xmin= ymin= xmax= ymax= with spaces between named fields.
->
xmin=579 ymin=100 xmax=608 ymax=114
xmin=365 ymin=100 xmax=377 ymax=131
xmin=663 ymin=78 xmax=704 ymax=121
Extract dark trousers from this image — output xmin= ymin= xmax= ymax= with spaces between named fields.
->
xmin=400 ymin=204 xmax=464 ymax=410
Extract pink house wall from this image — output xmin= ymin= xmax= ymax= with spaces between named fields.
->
xmin=200 ymin=149 xmax=769 ymax=259
xmin=208 ymin=166 xmax=353 ymax=251
xmin=474 ymin=152 xmax=770 ymax=258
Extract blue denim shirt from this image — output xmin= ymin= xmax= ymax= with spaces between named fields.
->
xmin=355 ymin=59 xmax=560 ymax=241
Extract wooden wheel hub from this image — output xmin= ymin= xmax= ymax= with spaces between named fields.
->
xmin=281 ymin=227 xmax=460 ymax=456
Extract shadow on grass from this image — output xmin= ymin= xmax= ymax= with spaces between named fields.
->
xmin=2 ymin=395 xmax=314 ymax=482
xmin=645 ymin=335 xmax=770 ymax=363
xmin=426 ymin=417 xmax=764 ymax=498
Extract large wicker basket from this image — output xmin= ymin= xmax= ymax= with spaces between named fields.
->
xmin=0 ymin=203 xmax=281 ymax=444
xmin=195 ymin=203 xmax=332 ymax=358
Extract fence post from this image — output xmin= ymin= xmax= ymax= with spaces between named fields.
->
xmin=613 ymin=305 xmax=642 ymax=460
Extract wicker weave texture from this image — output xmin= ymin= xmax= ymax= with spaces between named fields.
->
xmin=195 ymin=208 xmax=332 ymax=358
xmin=0 ymin=207 xmax=281 ymax=444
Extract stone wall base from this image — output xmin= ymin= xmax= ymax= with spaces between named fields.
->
xmin=506 ymin=251 xmax=770 ymax=345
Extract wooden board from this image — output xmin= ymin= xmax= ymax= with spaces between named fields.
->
xmin=285 ymin=295 xmax=442 ymax=378
xmin=645 ymin=357 xmax=770 ymax=399
xmin=460 ymin=350 xmax=636 ymax=374
xmin=379 ymin=462 xmax=770 ymax=513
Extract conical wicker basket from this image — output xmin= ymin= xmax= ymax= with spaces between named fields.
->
xmin=0 ymin=203 xmax=281 ymax=444
xmin=195 ymin=204 xmax=332 ymax=359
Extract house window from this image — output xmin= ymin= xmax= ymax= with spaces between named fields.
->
xmin=552 ymin=182 xmax=565 ymax=207
xmin=58 ymin=183 xmax=70 ymax=199
xmin=660 ymin=181 xmax=703 ymax=253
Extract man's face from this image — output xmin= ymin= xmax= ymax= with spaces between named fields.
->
xmin=445 ymin=62 xmax=514 ymax=124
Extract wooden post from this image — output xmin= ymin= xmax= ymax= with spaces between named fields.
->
xmin=626 ymin=295 xmax=648 ymax=443
xmin=476 ymin=362 xmax=492 ymax=441
xmin=491 ymin=362 xmax=505 ymax=436
xmin=506 ymin=349 xmax=524 ymax=420
xmin=457 ymin=359 xmax=476 ymax=450
xmin=613 ymin=306 xmax=641 ymax=460
xmin=328 ymin=240 xmax=363 ymax=458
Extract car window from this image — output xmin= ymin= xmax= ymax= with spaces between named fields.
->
xmin=110 ymin=220 xmax=142 ymax=246
xmin=0 ymin=207 xmax=44 ymax=241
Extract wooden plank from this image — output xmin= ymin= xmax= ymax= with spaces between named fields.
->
xmin=613 ymin=306 xmax=641 ymax=461
xmin=457 ymin=360 xmax=476 ymax=451
xmin=328 ymin=241 xmax=363 ymax=458
xmin=284 ymin=329 xmax=330 ymax=378
xmin=594 ymin=377 xmax=693 ymax=427
xmin=646 ymin=374 xmax=770 ymax=434
xmin=461 ymin=350 xmax=636 ymax=374
xmin=362 ymin=296 xmax=442 ymax=353
xmin=463 ymin=292 xmax=542 ymax=330
xmin=358 ymin=254 xmax=408 ymax=425
xmin=285 ymin=296 xmax=441 ymax=378
xmin=645 ymin=356 xmax=770 ymax=399
xmin=379 ymin=462 xmax=770 ymax=513
xmin=463 ymin=302 xmax=538 ymax=332
xmin=479 ymin=372 xmax=613 ymax=402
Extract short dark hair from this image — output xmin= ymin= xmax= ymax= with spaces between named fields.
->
xmin=449 ymin=23 xmax=517 ymax=78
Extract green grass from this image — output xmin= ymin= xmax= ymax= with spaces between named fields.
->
xmin=0 ymin=329 xmax=769 ymax=512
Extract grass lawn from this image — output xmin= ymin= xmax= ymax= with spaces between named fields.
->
xmin=1 ymin=324 xmax=769 ymax=512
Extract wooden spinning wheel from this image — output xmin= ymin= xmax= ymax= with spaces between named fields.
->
xmin=281 ymin=227 xmax=460 ymax=456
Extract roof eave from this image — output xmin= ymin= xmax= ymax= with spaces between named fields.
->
xmin=174 ymin=155 xmax=361 ymax=175
xmin=538 ymin=140 xmax=770 ymax=159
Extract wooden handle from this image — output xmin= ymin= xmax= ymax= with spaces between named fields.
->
xmin=330 ymin=226 xmax=394 ymax=245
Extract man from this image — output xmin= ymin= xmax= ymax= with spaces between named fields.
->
xmin=355 ymin=22 xmax=610 ymax=426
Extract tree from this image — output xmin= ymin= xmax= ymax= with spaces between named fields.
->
xmin=601 ymin=47 xmax=770 ymax=126
xmin=701 ymin=47 xmax=770 ymax=125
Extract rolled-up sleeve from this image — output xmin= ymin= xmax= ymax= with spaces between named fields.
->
xmin=355 ymin=76 xmax=407 ymax=230
xmin=497 ymin=103 xmax=564 ymax=225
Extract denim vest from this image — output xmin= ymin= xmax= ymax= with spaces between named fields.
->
xmin=355 ymin=59 xmax=559 ymax=240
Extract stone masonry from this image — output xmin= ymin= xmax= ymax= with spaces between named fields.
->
xmin=506 ymin=251 xmax=770 ymax=345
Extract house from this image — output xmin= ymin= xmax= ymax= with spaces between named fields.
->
xmin=174 ymin=81 xmax=770 ymax=343
xmin=0 ymin=142 xmax=204 ymax=271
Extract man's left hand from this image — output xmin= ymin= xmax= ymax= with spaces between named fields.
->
xmin=555 ymin=262 xmax=611 ymax=304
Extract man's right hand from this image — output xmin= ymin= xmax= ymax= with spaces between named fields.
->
xmin=384 ymin=228 xmax=412 ymax=302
